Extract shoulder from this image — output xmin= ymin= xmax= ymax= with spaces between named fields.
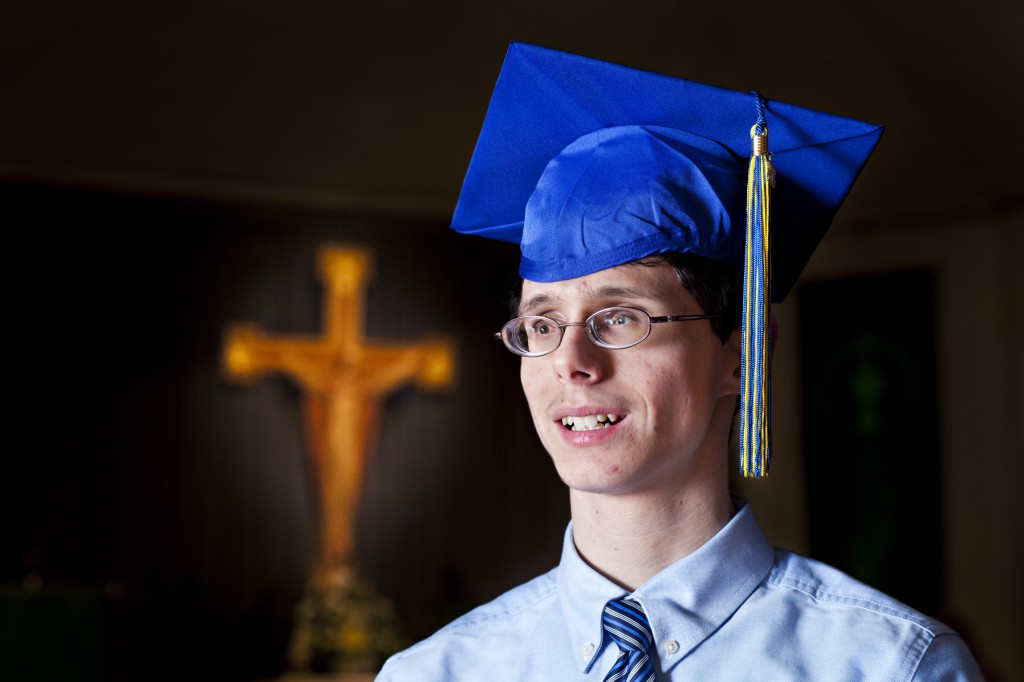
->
xmin=376 ymin=569 xmax=560 ymax=681
xmin=766 ymin=550 xmax=947 ymax=626
xmin=756 ymin=550 xmax=983 ymax=680
xmin=428 ymin=568 xmax=560 ymax=638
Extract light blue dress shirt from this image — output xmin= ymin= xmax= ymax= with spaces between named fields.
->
xmin=377 ymin=500 xmax=983 ymax=680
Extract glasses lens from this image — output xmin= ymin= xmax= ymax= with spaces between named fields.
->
xmin=588 ymin=307 xmax=650 ymax=348
xmin=505 ymin=316 xmax=561 ymax=356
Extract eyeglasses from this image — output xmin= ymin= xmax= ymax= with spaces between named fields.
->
xmin=494 ymin=306 xmax=721 ymax=357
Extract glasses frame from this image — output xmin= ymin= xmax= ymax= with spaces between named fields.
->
xmin=494 ymin=306 xmax=722 ymax=357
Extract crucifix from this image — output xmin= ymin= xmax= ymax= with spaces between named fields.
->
xmin=222 ymin=244 xmax=455 ymax=577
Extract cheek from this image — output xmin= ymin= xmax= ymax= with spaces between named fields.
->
xmin=520 ymin=360 xmax=537 ymax=393
xmin=520 ymin=362 xmax=547 ymax=413
xmin=636 ymin=354 xmax=703 ymax=424
xmin=631 ymin=353 xmax=676 ymax=394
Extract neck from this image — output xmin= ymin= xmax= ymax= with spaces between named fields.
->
xmin=568 ymin=458 xmax=734 ymax=591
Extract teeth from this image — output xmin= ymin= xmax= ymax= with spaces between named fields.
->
xmin=560 ymin=413 xmax=623 ymax=431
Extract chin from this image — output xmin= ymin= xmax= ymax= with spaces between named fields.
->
xmin=551 ymin=456 xmax=639 ymax=495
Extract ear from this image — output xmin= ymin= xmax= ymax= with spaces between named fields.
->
xmin=722 ymin=326 xmax=743 ymax=397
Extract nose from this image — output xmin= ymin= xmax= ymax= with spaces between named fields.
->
xmin=551 ymin=324 xmax=606 ymax=383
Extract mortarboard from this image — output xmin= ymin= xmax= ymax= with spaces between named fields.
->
xmin=452 ymin=42 xmax=884 ymax=476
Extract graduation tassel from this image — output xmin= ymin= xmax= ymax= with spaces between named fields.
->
xmin=740 ymin=91 xmax=773 ymax=477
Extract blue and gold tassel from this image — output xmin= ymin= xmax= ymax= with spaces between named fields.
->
xmin=740 ymin=92 xmax=773 ymax=477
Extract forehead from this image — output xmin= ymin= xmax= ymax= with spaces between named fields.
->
xmin=519 ymin=261 xmax=687 ymax=313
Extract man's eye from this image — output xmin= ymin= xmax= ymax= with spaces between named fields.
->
xmin=531 ymin=322 xmax=554 ymax=335
xmin=608 ymin=311 xmax=640 ymax=326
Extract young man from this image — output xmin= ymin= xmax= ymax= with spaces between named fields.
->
xmin=377 ymin=43 xmax=983 ymax=680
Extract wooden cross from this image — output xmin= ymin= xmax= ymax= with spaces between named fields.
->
xmin=222 ymin=244 xmax=455 ymax=576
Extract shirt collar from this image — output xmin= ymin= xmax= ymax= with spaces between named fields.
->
xmin=556 ymin=497 xmax=775 ymax=674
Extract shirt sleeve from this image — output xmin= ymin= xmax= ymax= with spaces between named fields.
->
xmin=911 ymin=633 xmax=987 ymax=681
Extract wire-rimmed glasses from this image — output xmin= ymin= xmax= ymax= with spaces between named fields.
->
xmin=495 ymin=306 xmax=721 ymax=357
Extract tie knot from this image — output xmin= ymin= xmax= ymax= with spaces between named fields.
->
xmin=602 ymin=597 xmax=653 ymax=654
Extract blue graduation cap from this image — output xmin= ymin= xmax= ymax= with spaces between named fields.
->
xmin=452 ymin=42 xmax=884 ymax=476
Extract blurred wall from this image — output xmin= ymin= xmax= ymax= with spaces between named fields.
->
xmin=2 ymin=183 xmax=567 ymax=681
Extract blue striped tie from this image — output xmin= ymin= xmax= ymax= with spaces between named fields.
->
xmin=602 ymin=597 xmax=655 ymax=682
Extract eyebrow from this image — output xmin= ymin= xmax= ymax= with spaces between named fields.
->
xmin=519 ymin=285 xmax=651 ymax=314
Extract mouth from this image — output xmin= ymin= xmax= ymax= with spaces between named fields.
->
xmin=560 ymin=413 xmax=623 ymax=432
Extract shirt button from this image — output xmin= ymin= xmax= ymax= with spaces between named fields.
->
xmin=663 ymin=640 xmax=680 ymax=656
xmin=581 ymin=642 xmax=595 ymax=657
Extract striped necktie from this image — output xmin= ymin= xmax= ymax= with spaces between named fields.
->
xmin=602 ymin=597 xmax=655 ymax=682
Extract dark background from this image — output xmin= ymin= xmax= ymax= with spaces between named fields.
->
xmin=3 ymin=182 xmax=566 ymax=680
xmin=800 ymin=270 xmax=942 ymax=615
